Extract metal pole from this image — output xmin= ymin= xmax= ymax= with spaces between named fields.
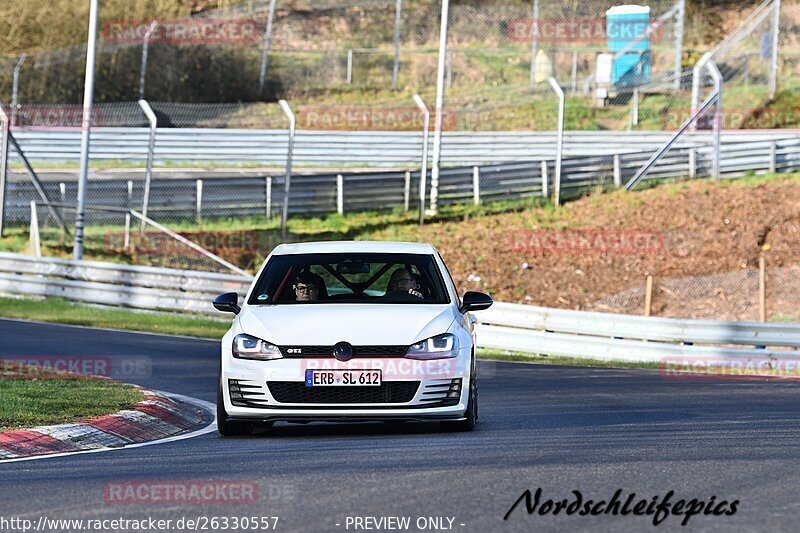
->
xmin=632 ymin=88 xmax=639 ymax=126
xmin=690 ymin=52 xmax=710 ymax=130
xmin=529 ymin=0 xmax=539 ymax=91
xmin=707 ymin=61 xmax=722 ymax=181
xmin=412 ymin=94 xmax=429 ymax=225
xmin=73 ymin=0 xmax=99 ymax=260
xmin=392 ymin=0 xmax=403 ymax=91
xmin=138 ymin=99 xmax=157 ymax=232
xmin=0 ymin=107 xmax=9 ymax=236
xmin=258 ymin=0 xmax=278 ymax=98
xmin=673 ymin=0 xmax=685 ymax=91
xmin=570 ymin=50 xmax=578 ymax=94
xmin=347 ymin=49 xmax=353 ymax=84
xmin=548 ymin=77 xmax=564 ymax=207
xmin=768 ymin=0 xmax=781 ymax=100
xmin=278 ymin=99 xmax=295 ymax=241
xmin=11 ymin=54 xmax=26 ymax=127
xmin=429 ymin=0 xmax=450 ymax=215
xmin=139 ymin=21 xmax=158 ymax=100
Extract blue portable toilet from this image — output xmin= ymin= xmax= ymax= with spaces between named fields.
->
xmin=606 ymin=5 xmax=652 ymax=87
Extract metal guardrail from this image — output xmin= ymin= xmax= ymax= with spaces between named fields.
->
xmin=4 ymin=135 xmax=799 ymax=225
xmin=0 ymin=254 xmax=798 ymax=363
xmin=474 ymin=302 xmax=800 ymax=362
xmin=0 ymin=252 xmax=252 ymax=315
xmin=8 ymin=129 xmax=798 ymax=167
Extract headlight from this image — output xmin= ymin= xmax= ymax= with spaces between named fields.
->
xmin=232 ymin=334 xmax=283 ymax=361
xmin=405 ymin=333 xmax=459 ymax=360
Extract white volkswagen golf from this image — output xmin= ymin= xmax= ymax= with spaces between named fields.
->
xmin=213 ymin=241 xmax=492 ymax=436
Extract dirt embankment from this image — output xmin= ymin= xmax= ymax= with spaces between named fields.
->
xmin=398 ymin=178 xmax=800 ymax=313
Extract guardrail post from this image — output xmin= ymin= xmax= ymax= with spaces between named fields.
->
xmin=139 ymin=21 xmax=158 ymax=100
xmin=29 ymin=201 xmax=41 ymax=257
xmin=258 ymin=0 xmax=278 ymax=98
xmin=540 ymin=160 xmax=548 ymax=198
xmin=195 ymin=179 xmax=203 ymax=224
xmin=689 ymin=147 xmax=696 ymax=178
xmin=472 ymin=166 xmax=480 ymax=205
xmin=403 ymin=171 xmax=410 ymax=211
xmin=769 ymin=141 xmax=777 ymax=173
xmin=278 ymin=99 xmax=295 ymax=241
xmin=265 ymin=176 xmax=272 ymax=218
xmin=0 ymin=105 xmax=9 ymax=237
xmin=547 ymin=77 xmax=565 ymax=206
xmin=613 ymin=154 xmax=621 ymax=187
xmin=138 ymin=99 xmax=157 ymax=232
xmin=412 ymin=94 xmax=430 ymax=225
xmin=337 ymin=174 xmax=344 ymax=214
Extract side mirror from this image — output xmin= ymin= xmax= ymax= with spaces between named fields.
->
xmin=459 ymin=291 xmax=493 ymax=313
xmin=213 ymin=292 xmax=241 ymax=314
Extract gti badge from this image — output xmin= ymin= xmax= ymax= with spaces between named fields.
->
xmin=332 ymin=341 xmax=353 ymax=362
xmin=287 ymin=348 xmax=302 ymax=354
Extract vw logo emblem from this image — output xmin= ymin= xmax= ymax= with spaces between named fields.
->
xmin=332 ymin=341 xmax=353 ymax=362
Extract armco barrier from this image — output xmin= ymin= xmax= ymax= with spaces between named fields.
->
xmin=1 ymin=254 xmax=798 ymax=363
xmin=474 ymin=302 xmax=800 ymax=363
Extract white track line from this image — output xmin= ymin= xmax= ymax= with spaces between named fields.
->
xmin=0 ymin=392 xmax=217 ymax=464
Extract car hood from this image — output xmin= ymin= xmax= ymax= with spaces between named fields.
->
xmin=238 ymin=304 xmax=457 ymax=346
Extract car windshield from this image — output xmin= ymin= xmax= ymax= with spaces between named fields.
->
xmin=248 ymin=253 xmax=450 ymax=305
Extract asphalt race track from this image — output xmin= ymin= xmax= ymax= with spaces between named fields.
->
xmin=2 ymin=318 xmax=800 ymax=532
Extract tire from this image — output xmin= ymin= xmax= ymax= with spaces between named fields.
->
xmin=216 ymin=377 xmax=257 ymax=437
xmin=445 ymin=358 xmax=478 ymax=432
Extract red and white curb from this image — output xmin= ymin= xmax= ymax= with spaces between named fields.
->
xmin=0 ymin=388 xmax=216 ymax=462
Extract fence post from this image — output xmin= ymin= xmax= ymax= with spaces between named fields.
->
xmin=706 ymin=61 xmax=722 ymax=181
xmin=139 ymin=21 xmax=158 ymax=100
xmin=11 ymin=54 xmax=26 ymax=127
xmin=673 ymin=0 xmax=685 ymax=91
xmin=258 ymin=0 xmax=278 ymax=98
xmin=471 ymin=166 xmax=480 ymax=205
xmin=0 ymin=106 xmax=9 ymax=237
xmin=196 ymin=179 xmax=203 ymax=224
xmin=138 ymin=100 xmax=158 ymax=232
xmin=124 ymin=180 xmax=132 ymax=249
xmin=689 ymin=147 xmax=696 ymax=178
xmin=429 ymin=0 xmax=450 ymax=216
xmin=548 ymin=77 xmax=565 ymax=206
xmin=540 ymin=160 xmax=548 ymax=198
xmin=570 ymin=50 xmax=578 ymax=94
xmin=403 ymin=171 xmax=410 ymax=211
xmin=30 ymin=201 xmax=41 ymax=257
xmin=768 ymin=0 xmax=781 ymax=100
xmin=632 ymin=88 xmax=639 ymax=127
xmin=412 ymin=95 xmax=430 ymax=225
xmin=392 ymin=0 xmax=403 ymax=90
xmin=278 ymin=100 xmax=296 ymax=241
xmin=337 ymin=174 xmax=344 ymax=215
xmin=265 ymin=176 xmax=272 ymax=218
xmin=613 ymin=154 xmax=622 ymax=187
xmin=769 ymin=141 xmax=777 ymax=173
xmin=347 ymin=49 xmax=353 ymax=84
xmin=529 ymin=0 xmax=540 ymax=92
xmin=759 ymin=254 xmax=767 ymax=322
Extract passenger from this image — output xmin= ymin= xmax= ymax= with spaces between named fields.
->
xmin=387 ymin=268 xmax=424 ymax=300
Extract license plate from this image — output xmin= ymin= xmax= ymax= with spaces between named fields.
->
xmin=305 ymin=370 xmax=382 ymax=387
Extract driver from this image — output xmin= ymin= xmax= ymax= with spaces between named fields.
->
xmin=387 ymin=268 xmax=424 ymax=300
xmin=294 ymin=271 xmax=323 ymax=302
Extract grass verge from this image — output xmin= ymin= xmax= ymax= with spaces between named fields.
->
xmin=477 ymin=348 xmax=663 ymax=370
xmin=0 ymin=364 xmax=144 ymax=430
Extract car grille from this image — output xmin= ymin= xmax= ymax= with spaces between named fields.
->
xmin=417 ymin=378 xmax=462 ymax=407
xmin=277 ymin=345 xmax=409 ymax=357
xmin=267 ymin=381 xmax=419 ymax=404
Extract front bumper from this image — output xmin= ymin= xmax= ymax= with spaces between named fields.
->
xmin=221 ymin=353 xmax=471 ymax=421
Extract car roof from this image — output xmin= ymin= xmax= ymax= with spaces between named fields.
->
xmin=271 ymin=241 xmax=437 ymax=255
